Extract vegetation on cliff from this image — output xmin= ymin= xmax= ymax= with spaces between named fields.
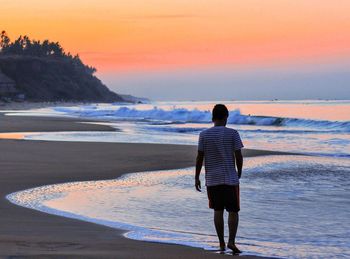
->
xmin=0 ymin=31 xmax=123 ymax=102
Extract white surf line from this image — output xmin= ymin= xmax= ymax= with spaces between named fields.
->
xmin=5 ymin=168 xmax=213 ymax=251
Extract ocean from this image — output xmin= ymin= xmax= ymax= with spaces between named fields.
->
xmin=5 ymin=100 xmax=350 ymax=258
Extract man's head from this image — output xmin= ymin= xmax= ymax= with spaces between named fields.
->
xmin=212 ymin=104 xmax=229 ymax=125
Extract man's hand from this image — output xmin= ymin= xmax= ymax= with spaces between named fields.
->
xmin=195 ymin=151 xmax=204 ymax=192
xmin=195 ymin=178 xmax=201 ymax=192
xmin=234 ymin=149 xmax=243 ymax=179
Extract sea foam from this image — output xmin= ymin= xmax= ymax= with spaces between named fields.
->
xmin=53 ymin=106 xmax=350 ymax=132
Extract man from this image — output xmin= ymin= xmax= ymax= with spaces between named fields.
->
xmin=195 ymin=104 xmax=243 ymax=253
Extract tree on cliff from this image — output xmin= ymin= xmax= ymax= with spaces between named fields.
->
xmin=0 ymin=31 xmax=96 ymax=75
xmin=0 ymin=31 xmax=10 ymax=49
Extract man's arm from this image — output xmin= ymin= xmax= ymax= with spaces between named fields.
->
xmin=195 ymin=151 xmax=204 ymax=192
xmin=234 ymin=149 xmax=243 ymax=179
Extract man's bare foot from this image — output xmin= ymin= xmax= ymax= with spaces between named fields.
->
xmin=219 ymin=242 xmax=226 ymax=251
xmin=227 ymin=243 xmax=242 ymax=254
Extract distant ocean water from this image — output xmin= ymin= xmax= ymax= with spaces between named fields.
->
xmin=7 ymin=100 xmax=350 ymax=157
xmin=5 ymin=100 xmax=350 ymax=258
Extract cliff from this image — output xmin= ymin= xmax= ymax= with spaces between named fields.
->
xmin=0 ymin=32 xmax=124 ymax=102
xmin=0 ymin=55 xmax=123 ymax=102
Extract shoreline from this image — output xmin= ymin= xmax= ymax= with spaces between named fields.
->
xmin=0 ymin=112 xmax=283 ymax=258
xmin=4 ymin=165 xmax=268 ymax=256
xmin=0 ymin=101 xmax=93 ymax=111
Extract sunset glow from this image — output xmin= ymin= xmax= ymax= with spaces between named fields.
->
xmin=3 ymin=0 xmax=350 ymax=72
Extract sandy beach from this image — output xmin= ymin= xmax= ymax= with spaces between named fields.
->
xmin=2 ymin=0 xmax=349 ymax=256
xmin=0 ymin=112 xmax=284 ymax=258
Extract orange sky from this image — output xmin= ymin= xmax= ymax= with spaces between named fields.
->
xmin=2 ymin=0 xmax=350 ymax=72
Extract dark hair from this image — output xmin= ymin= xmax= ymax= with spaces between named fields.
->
xmin=212 ymin=104 xmax=229 ymax=121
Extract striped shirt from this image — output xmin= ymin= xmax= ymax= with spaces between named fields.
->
xmin=198 ymin=126 xmax=244 ymax=186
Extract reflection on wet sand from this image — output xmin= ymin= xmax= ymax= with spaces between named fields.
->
xmin=7 ymin=155 xmax=350 ymax=258
xmin=0 ymin=132 xmax=28 ymax=140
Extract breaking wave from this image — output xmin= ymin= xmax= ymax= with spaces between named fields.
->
xmin=54 ymin=106 xmax=350 ymax=131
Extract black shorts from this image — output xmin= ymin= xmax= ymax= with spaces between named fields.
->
xmin=207 ymin=185 xmax=240 ymax=212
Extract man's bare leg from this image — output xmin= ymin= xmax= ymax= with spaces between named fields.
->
xmin=227 ymin=212 xmax=241 ymax=253
xmin=214 ymin=210 xmax=226 ymax=251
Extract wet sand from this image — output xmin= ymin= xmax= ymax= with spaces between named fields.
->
xmin=0 ymin=113 xmax=281 ymax=258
